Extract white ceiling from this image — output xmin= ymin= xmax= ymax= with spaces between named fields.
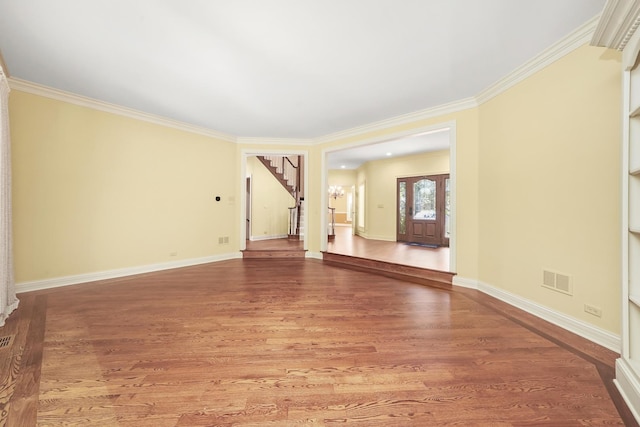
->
xmin=0 ymin=1 xmax=605 ymax=140
xmin=327 ymin=128 xmax=450 ymax=170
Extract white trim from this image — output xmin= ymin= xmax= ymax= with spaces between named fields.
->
xmin=359 ymin=234 xmax=396 ymax=242
xmin=447 ymin=123 xmax=457 ymax=273
xmin=238 ymin=137 xmax=314 ymax=146
xmin=591 ymin=0 xmax=640 ymax=51
xmin=320 ymin=120 xmax=457 ymax=273
xmin=7 ymin=15 xmax=597 ymax=146
xmin=452 ymin=276 xmax=479 ymax=289
xmin=476 ymin=16 xmax=599 ymax=105
xmin=615 ymin=358 xmax=640 ymax=424
xmin=0 ymin=51 xmax=8 ymax=79
xmin=314 ymin=98 xmax=476 ymax=145
xmin=622 ymin=69 xmax=631 ymax=360
xmin=305 ymin=251 xmax=323 ymax=260
xmin=249 ymin=234 xmax=288 ymax=241
xmin=8 ymin=77 xmax=236 ymax=142
xmin=240 ymin=149 xmax=309 ymax=252
xmin=16 ymin=253 xmax=242 ymax=293
xmin=478 ymin=281 xmax=621 ymax=352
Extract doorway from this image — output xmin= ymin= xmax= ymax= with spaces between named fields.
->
xmin=240 ymin=150 xmax=309 ymax=252
xmin=322 ymin=121 xmax=457 ymax=272
xmin=246 ymin=177 xmax=251 ymax=239
xmin=397 ymin=174 xmax=450 ymax=247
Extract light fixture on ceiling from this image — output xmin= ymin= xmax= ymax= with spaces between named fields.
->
xmin=386 ymin=152 xmax=392 ymax=156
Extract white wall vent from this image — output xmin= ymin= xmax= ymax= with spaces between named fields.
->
xmin=542 ymin=270 xmax=573 ymax=296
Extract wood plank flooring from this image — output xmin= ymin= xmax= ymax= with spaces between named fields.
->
xmin=326 ymin=226 xmax=450 ymax=272
xmin=0 ymin=259 xmax=635 ymax=426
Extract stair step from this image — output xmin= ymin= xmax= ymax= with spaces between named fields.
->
xmin=323 ymin=252 xmax=454 ymax=287
xmin=242 ymin=249 xmax=306 ymax=259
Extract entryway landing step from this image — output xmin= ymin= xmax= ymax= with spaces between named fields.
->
xmin=242 ymin=249 xmax=306 ymax=259
xmin=322 ymin=251 xmax=454 ymax=289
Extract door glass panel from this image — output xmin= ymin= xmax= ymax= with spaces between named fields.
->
xmin=445 ymin=178 xmax=450 ymax=238
xmin=398 ymin=181 xmax=406 ymax=234
xmin=413 ymin=179 xmax=436 ymax=220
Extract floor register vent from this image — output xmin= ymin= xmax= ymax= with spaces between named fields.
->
xmin=0 ymin=335 xmax=11 ymax=349
xmin=542 ymin=270 xmax=572 ymax=295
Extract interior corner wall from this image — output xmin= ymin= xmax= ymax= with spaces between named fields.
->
xmin=10 ymin=90 xmax=239 ymax=283
xmin=477 ymin=44 xmax=623 ymax=334
xmin=246 ymin=156 xmax=295 ymax=239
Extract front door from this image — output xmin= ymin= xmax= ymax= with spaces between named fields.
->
xmin=397 ymin=174 xmax=450 ymax=246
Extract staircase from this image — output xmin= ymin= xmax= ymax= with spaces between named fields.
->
xmin=257 ymin=155 xmax=304 ymax=240
xmin=242 ymin=155 xmax=305 ymax=259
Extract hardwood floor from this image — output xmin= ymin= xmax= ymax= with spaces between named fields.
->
xmin=243 ymin=227 xmax=450 ymax=273
xmin=326 ymin=226 xmax=450 ymax=272
xmin=0 ymin=259 xmax=635 ymax=426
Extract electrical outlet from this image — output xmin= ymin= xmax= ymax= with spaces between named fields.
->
xmin=584 ymin=304 xmax=602 ymax=318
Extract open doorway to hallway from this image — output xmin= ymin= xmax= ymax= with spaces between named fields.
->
xmin=324 ymin=123 xmax=455 ymax=273
xmin=241 ymin=151 xmax=308 ymax=256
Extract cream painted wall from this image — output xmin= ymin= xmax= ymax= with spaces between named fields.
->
xmin=328 ymin=169 xmax=357 ymax=188
xmin=328 ymin=169 xmax=356 ymax=220
xmin=478 ymin=44 xmax=622 ymax=333
xmin=11 ymin=90 xmax=238 ymax=283
xmin=355 ymin=150 xmax=450 ymax=241
xmin=246 ymin=156 xmax=295 ymax=238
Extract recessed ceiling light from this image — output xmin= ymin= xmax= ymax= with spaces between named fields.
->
xmin=340 ymin=165 xmax=346 ymax=169
xmin=386 ymin=152 xmax=392 ymax=156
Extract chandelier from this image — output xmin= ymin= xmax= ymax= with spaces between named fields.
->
xmin=328 ymin=185 xmax=345 ymax=199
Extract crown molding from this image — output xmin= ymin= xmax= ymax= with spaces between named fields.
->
xmin=313 ymin=97 xmax=477 ymax=145
xmin=591 ymin=0 xmax=640 ymax=50
xmin=315 ymin=16 xmax=600 ymax=144
xmin=6 ymin=14 xmax=601 ymax=146
xmin=8 ymin=77 xmax=237 ymax=142
xmin=237 ymin=137 xmax=314 ymax=146
xmin=476 ymin=15 xmax=600 ymax=105
xmin=0 ymin=49 xmax=8 ymax=78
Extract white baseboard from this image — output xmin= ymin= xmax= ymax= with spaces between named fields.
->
xmin=452 ymin=276 xmax=479 ymax=289
xmin=369 ymin=235 xmax=396 ymax=242
xmin=249 ymin=234 xmax=288 ymax=241
xmin=478 ymin=281 xmax=621 ymax=353
xmin=16 ymin=253 xmax=242 ymax=293
xmin=306 ymin=251 xmax=323 ymax=260
xmin=615 ymin=359 xmax=640 ymax=424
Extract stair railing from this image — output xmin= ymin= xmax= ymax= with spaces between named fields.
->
xmin=257 ymin=155 xmax=303 ymax=239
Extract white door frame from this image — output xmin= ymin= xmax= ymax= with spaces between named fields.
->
xmin=240 ymin=149 xmax=309 ymax=251
xmin=320 ymin=120 xmax=457 ymax=272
